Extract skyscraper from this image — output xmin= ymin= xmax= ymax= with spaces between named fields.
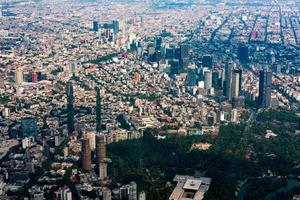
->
xmin=180 ymin=44 xmax=189 ymax=60
xmin=84 ymin=132 xmax=96 ymax=150
xmin=81 ymin=138 xmax=92 ymax=171
xmin=113 ymin=20 xmax=119 ymax=34
xmin=231 ymin=69 xmax=240 ymax=98
xmin=99 ymin=162 xmax=107 ymax=180
xmin=96 ymin=134 xmax=107 ymax=179
xmin=204 ymin=70 xmax=212 ymax=93
xmin=93 ymin=21 xmax=99 ymax=32
xmin=129 ymin=182 xmax=137 ymax=200
xmin=66 ymin=82 xmax=75 ymax=134
xmin=103 ymin=187 xmax=112 ymax=200
xmin=258 ymin=69 xmax=272 ymax=108
xmin=21 ymin=117 xmax=38 ymax=137
xmin=96 ymin=86 xmax=102 ymax=133
xmin=138 ymin=191 xmax=146 ymax=200
xmin=15 ymin=68 xmax=23 ymax=85
xmin=224 ymin=61 xmax=234 ymax=101
xmin=96 ymin=134 xmax=106 ymax=163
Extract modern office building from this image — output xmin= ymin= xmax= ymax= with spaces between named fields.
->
xmin=204 ymin=70 xmax=212 ymax=93
xmin=21 ymin=117 xmax=38 ymax=137
xmin=138 ymin=191 xmax=146 ymax=200
xmin=15 ymin=67 xmax=23 ymax=85
xmin=81 ymin=138 xmax=92 ymax=171
xmin=103 ymin=187 xmax=112 ymax=200
xmin=224 ymin=61 xmax=234 ymax=101
xmin=258 ymin=69 xmax=272 ymax=108
xmin=231 ymin=69 xmax=240 ymax=98
xmin=96 ymin=134 xmax=106 ymax=163
xmin=93 ymin=21 xmax=99 ymax=32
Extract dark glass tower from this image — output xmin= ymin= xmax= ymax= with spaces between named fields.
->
xmin=258 ymin=70 xmax=272 ymax=108
xmin=66 ymin=82 xmax=75 ymax=134
xmin=93 ymin=21 xmax=99 ymax=32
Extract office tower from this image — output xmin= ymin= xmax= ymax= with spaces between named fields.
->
xmin=258 ymin=69 xmax=272 ymax=108
xmin=165 ymin=47 xmax=174 ymax=59
xmin=138 ymin=191 xmax=146 ymax=200
xmin=202 ymin=55 xmax=213 ymax=69
xmin=212 ymin=70 xmax=220 ymax=88
xmin=238 ymin=45 xmax=249 ymax=63
xmin=15 ymin=68 xmax=23 ymax=85
xmin=231 ymin=69 xmax=240 ymax=98
xmin=96 ymin=86 xmax=102 ymax=133
xmin=103 ymin=187 xmax=112 ymax=200
xmin=96 ymin=134 xmax=108 ymax=179
xmin=224 ymin=61 xmax=234 ymax=101
xmin=180 ymin=44 xmax=189 ymax=60
xmin=30 ymin=71 xmax=38 ymax=83
xmin=96 ymin=134 xmax=106 ymax=163
xmin=129 ymin=182 xmax=137 ymax=200
xmin=84 ymin=132 xmax=96 ymax=150
xmin=180 ymin=58 xmax=189 ymax=69
xmin=185 ymin=67 xmax=197 ymax=86
xmin=66 ymin=82 xmax=75 ymax=134
xmin=81 ymin=138 xmax=92 ymax=171
xmin=113 ymin=20 xmax=119 ymax=34
xmin=169 ymin=59 xmax=180 ymax=75
xmin=155 ymin=37 xmax=162 ymax=49
xmin=99 ymin=162 xmax=107 ymax=180
xmin=60 ymin=187 xmax=72 ymax=200
xmin=174 ymin=47 xmax=181 ymax=60
xmin=93 ymin=21 xmax=99 ymax=32
xmin=21 ymin=117 xmax=37 ymax=137
xmin=120 ymin=186 xmax=129 ymax=200
xmin=204 ymin=70 xmax=212 ymax=92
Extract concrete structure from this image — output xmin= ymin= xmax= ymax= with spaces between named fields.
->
xmin=169 ymin=175 xmax=211 ymax=200
xmin=81 ymin=138 xmax=92 ymax=171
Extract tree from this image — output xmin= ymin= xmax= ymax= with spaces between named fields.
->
xmin=95 ymin=86 xmax=101 ymax=133
xmin=66 ymin=81 xmax=75 ymax=134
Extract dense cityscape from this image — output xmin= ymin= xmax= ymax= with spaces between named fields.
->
xmin=0 ymin=0 xmax=299 ymax=199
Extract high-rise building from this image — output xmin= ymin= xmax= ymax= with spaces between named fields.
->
xmin=103 ymin=187 xmax=112 ymax=200
xmin=15 ymin=68 xmax=23 ymax=85
xmin=81 ymin=138 xmax=92 ymax=171
xmin=93 ymin=21 xmax=99 ymax=32
xmin=21 ymin=117 xmax=38 ymax=137
xmin=180 ymin=44 xmax=189 ymax=60
xmin=170 ymin=59 xmax=180 ymax=75
xmin=99 ymin=162 xmax=107 ymax=180
xmin=231 ymin=69 xmax=240 ymax=98
xmin=84 ymin=132 xmax=96 ymax=150
xmin=204 ymin=70 xmax=212 ymax=93
xmin=138 ymin=191 xmax=146 ymax=200
xmin=224 ymin=61 xmax=234 ymax=101
xmin=113 ymin=20 xmax=119 ymax=34
xmin=30 ymin=71 xmax=38 ymax=83
xmin=129 ymin=182 xmax=137 ymax=200
xmin=96 ymin=134 xmax=106 ymax=163
xmin=59 ymin=187 xmax=72 ymax=200
xmin=258 ymin=69 xmax=272 ymax=108
xmin=120 ymin=186 xmax=129 ymax=200
xmin=96 ymin=134 xmax=107 ymax=179
xmin=165 ymin=47 xmax=174 ymax=60
xmin=66 ymin=82 xmax=75 ymax=134
xmin=155 ymin=37 xmax=162 ymax=49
